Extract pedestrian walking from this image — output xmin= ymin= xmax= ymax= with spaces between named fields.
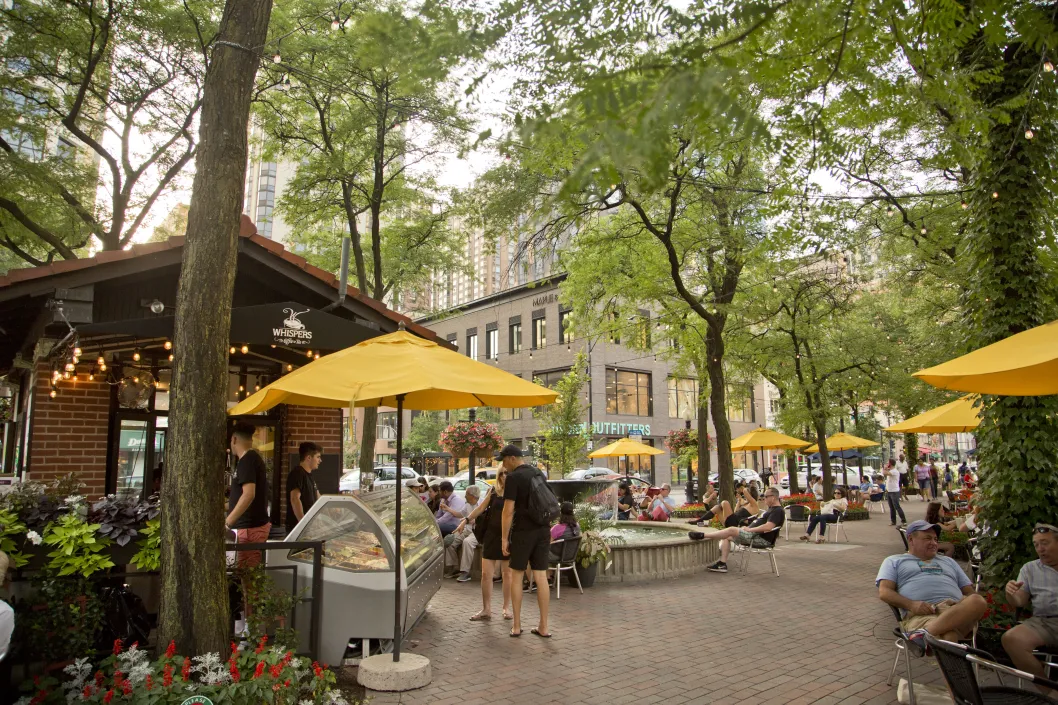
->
xmin=885 ymin=459 xmax=907 ymax=527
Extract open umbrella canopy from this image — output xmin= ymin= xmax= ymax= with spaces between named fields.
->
xmin=588 ymin=437 xmax=664 ymax=459
xmin=228 ymin=330 xmax=558 ymax=415
xmin=804 ymin=432 xmax=879 ymax=453
xmin=884 ymin=395 xmax=982 ymax=433
xmin=730 ymin=427 xmax=811 ymax=451
xmin=913 ymin=319 xmax=1058 ymax=396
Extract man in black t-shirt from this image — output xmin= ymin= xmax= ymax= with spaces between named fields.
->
xmin=499 ymin=445 xmax=552 ymax=639
xmin=706 ymin=487 xmax=786 ymax=574
xmin=286 ymin=442 xmax=321 ymax=533
xmin=225 ymin=422 xmax=271 ymax=567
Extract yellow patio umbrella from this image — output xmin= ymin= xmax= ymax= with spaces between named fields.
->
xmin=589 ymin=437 xmax=663 ymax=477
xmin=883 ymin=395 xmax=981 ymax=433
xmin=913 ymin=319 xmax=1058 ymax=396
xmin=804 ymin=432 xmax=879 ymax=485
xmin=730 ymin=427 xmax=811 ymax=485
xmin=229 ymin=328 xmax=557 ymax=662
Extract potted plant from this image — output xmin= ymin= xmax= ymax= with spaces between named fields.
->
xmin=974 ymin=588 xmax=1021 ymax=662
xmin=572 ymin=504 xmax=612 ymax=587
xmin=439 ymin=420 xmax=504 ymax=459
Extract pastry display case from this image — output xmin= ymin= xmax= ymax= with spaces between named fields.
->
xmin=271 ymin=487 xmax=443 ymax=663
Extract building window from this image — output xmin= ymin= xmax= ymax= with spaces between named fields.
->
xmin=605 ymin=369 xmax=653 ymax=416
xmin=377 ymin=411 xmax=397 ymax=440
xmin=726 ymin=386 xmax=755 ymax=423
xmin=534 ymin=368 xmax=570 ymax=389
xmin=509 ymin=320 xmax=522 ymax=353
xmin=732 ymin=450 xmax=758 ymax=471
xmin=636 ymin=310 xmax=651 ymax=348
xmin=559 ymin=309 xmax=573 ymax=345
xmin=256 ymin=161 xmax=277 ymax=238
xmin=466 ymin=333 xmax=478 ymax=360
xmin=446 ymin=332 xmax=457 ymax=349
xmin=609 ymin=311 xmax=621 ymax=345
xmin=500 ymin=407 xmax=523 ymax=421
xmin=668 ymin=377 xmax=699 ymax=419
xmin=532 ymin=316 xmax=546 ymax=350
xmin=485 ymin=327 xmax=498 ymax=360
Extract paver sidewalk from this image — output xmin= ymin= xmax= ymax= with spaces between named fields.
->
xmin=361 ymin=501 xmax=959 ymax=705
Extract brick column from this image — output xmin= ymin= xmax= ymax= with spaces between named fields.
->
xmin=277 ymin=405 xmax=343 ymax=522
xmin=28 ymin=362 xmax=111 ymax=497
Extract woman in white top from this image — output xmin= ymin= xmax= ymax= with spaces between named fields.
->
xmin=799 ymin=488 xmax=849 ymax=543
xmin=884 ymin=459 xmax=907 ymax=526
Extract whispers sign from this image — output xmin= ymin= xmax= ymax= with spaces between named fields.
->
xmin=273 ymin=307 xmax=313 ymax=346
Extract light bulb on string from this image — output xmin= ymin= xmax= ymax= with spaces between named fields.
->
xmin=133 ymin=376 xmax=140 ymax=384
xmin=314 ymin=353 xmax=320 ymax=360
xmin=164 ymin=340 xmax=172 ymax=350
xmin=97 ymin=356 xmax=105 ymax=366
xmin=73 ymin=346 xmax=82 ymax=357
xmin=992 ymin=191 xmax=999 ymax=199
xmin=886 ymin=205 xmax=894 ymax=216
xmin=168 ymin=354 xmax=174 ymax=362
xmin=88 ymin=373 xmax=94 ymax=381
xmin=961 ymin=201 xmax=968 ymax=209
xmin=272 ymin=52 xmax=281 ymax=64
xmin=306 ymin=349 xmax=313 ymax=358
xmin=49 ymin=388 xmax=57 ymax=399
xmin=1046 ymin=61 xmax=1054 ymax=72
xmin=63 ymin=371 xmax=71 ymax=379
xmin=286 ymin=364 xmax=293 ymax=371
xmin=331 ymin=18 xmax=340 ymax=30
xmin=65 ymin=362 xmax=75 ymax=372
xmin=133 ymin=350 xmax=141 ymax=361
xmin=920 ymin=225 xmax=927 ymax=235
xmin=239 ymin=385 xmax=244 ymax=392
xmin=72 ymin=356 xmax=79 ymax=364
xmin=1025 ymin=129 xmax=1034 ymax=140
xmin=240 ymin=345 xmax=248 ymax=354
xmin=230 ymin=346 xmax=236 ymax=354
xmin=100 ymin=362 xmax=106 ymax=372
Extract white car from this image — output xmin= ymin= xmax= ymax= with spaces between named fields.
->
xmin=339 ymin=470 xmax=361 ymax=493
xmin=567 ymin=467 xmax=635 ymax=480
xmin=709 ymin=468 xmax=764 ymax=492
xmin=370 ymin=466 xmax=420 ymax=490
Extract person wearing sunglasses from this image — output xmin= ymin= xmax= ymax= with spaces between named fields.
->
xmin=1001 ymin=523 xmax=1058 ymax=695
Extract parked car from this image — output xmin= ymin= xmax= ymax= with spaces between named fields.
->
xmin=452 ymin=467 xmax=500 ymax=484
xmin=370 ymin=466 xmax=420 ymax=490
xmin=451 ymin=476 xmax=497 ymax=502
xmin=780 ymin=466 xmax=867 ymax=490
xmin=339 ymin=470 xmax=361 ymax=493
xmin=709 ymin=468 xmax=764 ymax=493
xmin=568 ymin=467 xmax=642 ymax=480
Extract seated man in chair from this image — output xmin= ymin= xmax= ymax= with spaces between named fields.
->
xmin=876 ymin=519 xmax=987 ymax=652
xmin=1002 ymin=522 xmax=1058 ymax=696
xmin=706 ymin=487 xmax=785 ymax=574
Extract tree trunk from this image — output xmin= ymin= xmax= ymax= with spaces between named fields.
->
xmin=159 ymin=0 xmax=273 ymax=656
xmin=787 ymin=451 xmax=800 ymax=494
xmin=813 ymin=418 xmax=832 ymax=499
xmin=359 ymin=406 xmax=378 ymax=487
xmin=705 ymin=328 xmax=733 ymax=506
xmin=903 ymin=432 xmax=918 ymax=467
xmin=696 ymin=395 xmax=710 ymax=502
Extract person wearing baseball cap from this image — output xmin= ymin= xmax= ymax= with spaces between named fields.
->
xmin=1001 ymin=523 xmax=1058 ymax=695
xmin=493 ymin=444 xmax=523 ymax=461
xmin=876 ymin=519 xmax=987 ymax=652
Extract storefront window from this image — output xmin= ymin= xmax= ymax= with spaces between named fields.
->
xmin=667 ymin=377 xmax=698 ymax=419
xmin=732 ymin=450 xmax=758 ymax=471
xmin=377 ymin=411 xmax=397 ymax=440
xmin=605 ymin=369 xmax=652 ymax=416
xmin=606 ymin=437 xmax=655 ymax=476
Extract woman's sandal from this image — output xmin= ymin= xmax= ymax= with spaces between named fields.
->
xmin=502 ymin=610 xmax=514 ymax=620
xmin=530 ymin=628 xmax=552 ymax=639
xmin=799 ymin=535 xmax=810 ymax=542
xmin=815 ymin=538 xmax=826 ymax=544
xmin=509 ymin=629 xmax=521 ymax=637
xmin=469 ymin=612 xmax=492 ymax=621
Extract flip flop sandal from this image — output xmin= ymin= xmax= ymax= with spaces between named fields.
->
xmin=509 ymin=629 xmax=522 ymax=637
xmin=531 ymin=628 xmax=552 ymax=638
xmin=503 ymin=612 xmax=514 ymax=620
xmin=469 ymin=613 xmax=492 ymax=621
xmin=799 ymin=535 xmax=810 ymax=542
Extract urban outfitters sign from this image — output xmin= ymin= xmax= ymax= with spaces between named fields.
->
xmin=580 ymin=422 xmax=651 ymax=436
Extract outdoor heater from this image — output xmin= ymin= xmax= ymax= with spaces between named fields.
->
xmin=271 ymin=488 xmax=444 ymax=664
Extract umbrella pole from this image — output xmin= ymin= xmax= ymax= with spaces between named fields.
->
xmin=393 ymin=394 xmax=405 ymax=662
xmin=625 ymin=454 xmax=629 ymax=478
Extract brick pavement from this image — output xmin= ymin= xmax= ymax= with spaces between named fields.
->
xmin=359 ymin=501 xmax=965 ymax=705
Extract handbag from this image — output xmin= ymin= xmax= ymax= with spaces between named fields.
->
xmin=472 ymin=492 xmax=492 ymax=543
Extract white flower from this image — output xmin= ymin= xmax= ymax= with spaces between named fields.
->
xmin=25 ymin=530 xmax=42 ymax=545
xmin=62 ymin=657 xmax=93 ymax=701
xmin=192 ymin=652 xmax=230 ymax=686
xmin=63 ymin=494 xmax=83 ymax=505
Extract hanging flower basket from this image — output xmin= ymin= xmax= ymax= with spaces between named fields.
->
xmin=665 ymin=428 xmax=699 ymax=455
xmin=440 ymin=421 xmax=504 ymax=459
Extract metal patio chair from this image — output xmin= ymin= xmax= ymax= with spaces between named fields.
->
xmin=926 ymin=634 xmax=1058 ymax=705
xmin=785 ymin=504 xmax=811 ymax=541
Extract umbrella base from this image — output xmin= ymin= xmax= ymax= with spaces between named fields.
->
xmin=358 ymin=653 xmax=432 ymax=692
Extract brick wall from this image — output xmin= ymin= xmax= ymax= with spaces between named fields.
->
xmin=276 ymin=404 xmax=343 ymax=526
xmin=28 ymin=362 xmax=111 ymax=497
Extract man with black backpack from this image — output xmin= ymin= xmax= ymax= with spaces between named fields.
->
xmin=499 ymin=444 xmax=558 ymax=639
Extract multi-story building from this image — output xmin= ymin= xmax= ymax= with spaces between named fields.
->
xmin=243 ymin=126 xmax=298 ymax=244
xmin=417 ymin=275 xmax=767 ymax=486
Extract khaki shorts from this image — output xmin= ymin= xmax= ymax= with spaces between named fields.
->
xmin=900 ymin=599 xmax=973 ymax=638
xmin=1023 ymin=616 xmax=1058 ymax=646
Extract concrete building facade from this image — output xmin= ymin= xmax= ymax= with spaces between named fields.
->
xmin=418 ymin=275 xmax=767 ymax=486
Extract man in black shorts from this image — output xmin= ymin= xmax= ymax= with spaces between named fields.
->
xmin=706 ymin=487 xmax=786 ymax=573
xmin=499 ymin=445 xmax=551 ymax=638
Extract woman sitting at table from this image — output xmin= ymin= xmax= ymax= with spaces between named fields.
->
xmin=799 ymin=488 xmax=848 ymax=544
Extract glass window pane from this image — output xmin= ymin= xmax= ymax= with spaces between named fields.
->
xmin=116 ymin=420 xmax=149 ymax=500
xmin=288 ymin=500 xmax=392 ymax=572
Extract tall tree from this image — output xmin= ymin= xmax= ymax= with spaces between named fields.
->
xmin=0 ymin=0 xmax=213 ymax=265
xmin=535 ymin=353 xmax=591 ymax=478
xmin=255 ymin=0 xmax=489 ymax=477
xmin=160 ymin=0 xmax=272 ymax=655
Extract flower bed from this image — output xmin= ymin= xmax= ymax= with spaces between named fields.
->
xmin=17 ymin=637 xmax=349 ymax=705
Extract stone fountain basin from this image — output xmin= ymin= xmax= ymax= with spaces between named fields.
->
xmin=595 ymin=521 xmax=721 ymax=583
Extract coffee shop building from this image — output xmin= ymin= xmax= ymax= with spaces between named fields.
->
xmin=0 ymin=216 xmax=442 ymax=520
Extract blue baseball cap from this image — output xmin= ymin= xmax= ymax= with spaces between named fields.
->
xmin=906 ymin=520 xmax=942 ymax=537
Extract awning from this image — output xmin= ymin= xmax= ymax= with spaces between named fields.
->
xmin=77 ymin=301 xmax=381 ymax=350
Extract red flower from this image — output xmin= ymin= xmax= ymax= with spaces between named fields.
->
xmin=145 ymin=675 xmax=153 ymax=692
xmin=113 ymin=671 xmax=123 ymax=689
xmin=103 ymin=690 xmax=114 ymax=705
xmin=253 ymin=661 xmax=266 ymax=679
xmin=82 ymin=685 xmax=92 ymax=699
xmin=283 ymin=679 xmax=291 ymax=688
xmin=121 ymin=681 xmax=132 ymax=697
xmin=182 ymin=657 xmax=191 ymax=681
xmin=282 ymin=651 xmax=293 ymax=665
xmin=95 ymin=672 xmax=104 ymax=687
xmin=162 ymin=664 xmax=174 ymax=688
xmin=270 ymin=664 xmax=283 ymax=678
xmin=229 ymin=661 xmax=241 ymax=682
xmin=255 ymin=635 xmax=268 ymax=654
xmin=113 ymin=639 xmax=123 ymax=655
xmin=312 ymin=661 xmax=323 ymax=678
xmin=165 ymin=640 xmax=177 ymax=659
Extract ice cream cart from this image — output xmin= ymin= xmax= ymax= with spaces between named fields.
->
xmin=272 ymin=487 xmax=443 ymax=663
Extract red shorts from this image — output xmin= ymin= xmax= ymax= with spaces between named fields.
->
xmin=235 ymin=523 xmax=271 ymax=567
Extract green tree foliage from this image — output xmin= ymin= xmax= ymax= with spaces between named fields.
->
xmin=535 ymin=353 xmax=591 ymax=478
xmin=0 ymin=0 xmax=214 ymax=265
xmin=404 ymin=410 xmax=448 ymax=459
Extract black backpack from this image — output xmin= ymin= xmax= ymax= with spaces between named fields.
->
xmin=523 ymin=465 xmax=560 ymax=526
